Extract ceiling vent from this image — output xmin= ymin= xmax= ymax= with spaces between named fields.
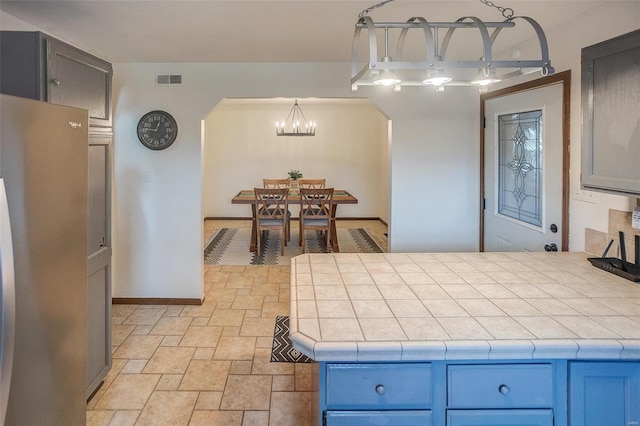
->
xmin=156 ymin=74 xmax=182 ymax=86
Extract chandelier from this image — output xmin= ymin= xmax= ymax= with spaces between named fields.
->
xmin=275 ymin=99 xmax=316 ymax=136
xmin=351 ymin=0 xmax=555 ymax=92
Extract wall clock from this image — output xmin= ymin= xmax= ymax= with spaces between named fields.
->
xmin=136 ymin=110 xmax=178 ymax=150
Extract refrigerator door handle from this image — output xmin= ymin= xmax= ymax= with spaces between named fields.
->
xmin=0 ymin=177 xmax=16 ymax=425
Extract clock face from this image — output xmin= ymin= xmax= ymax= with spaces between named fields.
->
xmin=137 ymin=110 xmax=178 ymax=150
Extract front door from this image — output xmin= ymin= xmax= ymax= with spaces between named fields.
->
xmin=483 ymin=80 xmax=566 ymax=252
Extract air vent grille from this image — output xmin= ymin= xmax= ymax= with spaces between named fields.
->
xmin=156 ymin=75 xmax=182 ymax=85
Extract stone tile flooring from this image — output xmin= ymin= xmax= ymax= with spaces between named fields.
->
xmin=86 ymin=219 xmax=387 ymax=425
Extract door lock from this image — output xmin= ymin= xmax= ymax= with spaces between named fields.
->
xmin=550 ymin=224 xmax=558 ymax=233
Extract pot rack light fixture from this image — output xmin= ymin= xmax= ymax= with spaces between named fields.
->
xmin=351 ymin=0 xmax=555 ymax=92
xmin=276 ymin=99 xmax=316 ymax=136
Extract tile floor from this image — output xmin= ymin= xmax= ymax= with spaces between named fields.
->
xmin=86 ymin=219 xmax=387 ymax=425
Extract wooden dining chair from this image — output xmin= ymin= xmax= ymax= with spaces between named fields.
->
xmin=263 ymin=178 xmax=291 ymax=189
xmin=254 ymin=187 xmax=289 ymax=256
xmin=299 ymin=187 xmax=334 ymax=253
xmin=297 ymin=178 xmax=326 ymax=189
xmin=262 ymin=178 xmax=292 ymax=241
xmin=298 ymin=179 xmax=326 ymax=217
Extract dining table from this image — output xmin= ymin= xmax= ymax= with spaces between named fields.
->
xmin=231 ymin=189 xmax=358 ymax=253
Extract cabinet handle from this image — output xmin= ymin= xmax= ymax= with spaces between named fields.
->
xmin=50 ymin=79 xmax=61 ymax=86
xmin=498 ymin=384 xmax=510 ymax=395
xmin=375 ymin=384 xmax=386 ymax=396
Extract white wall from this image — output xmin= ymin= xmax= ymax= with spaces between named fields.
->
xmin=202 ymin=99 xmax=389 ymax=222
xmin=111 ymin=62 xmax=479 ymax=298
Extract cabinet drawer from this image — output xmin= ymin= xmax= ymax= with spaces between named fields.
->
xmin=326 ymin=410 xmax=431 ymax=426
xmin=448 ymin=364 xmax=553 ymax=408
xmin=447 ymin=409 xmax=553 ymax=426
xmin=326 ymin=363 xmax=431 ymax=409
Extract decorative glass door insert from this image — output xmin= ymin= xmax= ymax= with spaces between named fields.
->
xmin=497 ymin=110 xmax=543 ymax=228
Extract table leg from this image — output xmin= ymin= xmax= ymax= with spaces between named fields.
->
xmin=330 ymin=204 xmax=339 ymax=252
xmin=249 ymin=204 xmax=257 ymax=252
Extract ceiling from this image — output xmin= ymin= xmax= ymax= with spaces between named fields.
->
xmin=0 ymin=0 xmax=614 ymax=63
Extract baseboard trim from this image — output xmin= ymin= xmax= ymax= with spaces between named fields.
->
xmin=112 ymin=297 xmax=203 ymax=305
xmin=205 ymin=216 xmax=386 ymax=224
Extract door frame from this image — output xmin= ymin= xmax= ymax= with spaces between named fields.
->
xmin=479 ymin=70 xmax=571 ymax=252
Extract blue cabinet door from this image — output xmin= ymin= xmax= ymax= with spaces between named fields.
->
xmin=447 ymin=409 xmax=554 ymax=426
xmin=326 ymin=363 xmax=431 ymax=409
xmin=325 ymin=410 xmax=431 ymax=426
xmin=569 ymin=361 xmax=640 ymax=426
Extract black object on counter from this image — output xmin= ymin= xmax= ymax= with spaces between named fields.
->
xmin=588 ymin=232 xmax=640 ymax=282
xmin=619 ymin=231 xmax=628 ymax=272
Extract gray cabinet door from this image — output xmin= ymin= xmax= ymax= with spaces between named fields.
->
xmin=47 ymin=38 xmax=112 ymax=129
xmin=86 ymin=134 xmax=112 ymax=398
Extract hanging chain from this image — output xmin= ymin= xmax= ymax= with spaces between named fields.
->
xmin=358 ymin=0 xmax=395 ymax=18
xmin=360 ymin=0 xmax=515 ymax=20
xmin=479 ymin=0 xmax=515 ymax=19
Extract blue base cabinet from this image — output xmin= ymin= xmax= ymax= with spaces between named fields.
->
xmin=569 ymin=361 xmax=640 ymax=426
xmin=326 ymin=410 xmax=431 ymax=425
xmin=319 ymin=360 xmax=639 ymax=426
xmin=447 ymin=409 xmax=554 ymax=426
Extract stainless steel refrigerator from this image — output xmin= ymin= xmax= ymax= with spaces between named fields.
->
xmin=1 ymin=94 xmax=88 ymax=425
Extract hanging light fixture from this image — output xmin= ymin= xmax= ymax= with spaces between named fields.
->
xmin=423 ymin=68 xmax=453 ymax=86
xmin=373 ymin=27 xmax=402 ymax=87
xmin=351 ymin=0 xmax=554 ymax=92
xmin=275 ymin=99 xmax=316 ymax=136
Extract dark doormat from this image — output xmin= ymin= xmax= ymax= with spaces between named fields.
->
xmin=271 ymin=315 xmax=314 ymax=363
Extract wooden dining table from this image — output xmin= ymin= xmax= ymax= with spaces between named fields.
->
xmin=231 ymin=189 xmax=358 ymax=253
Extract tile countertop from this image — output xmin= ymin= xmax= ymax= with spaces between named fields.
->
xmin=288 ymin=252 xmax=640 ymax=362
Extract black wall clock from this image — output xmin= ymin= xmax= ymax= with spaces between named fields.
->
xmin=137 ymin=110 xmax=178 ymax=150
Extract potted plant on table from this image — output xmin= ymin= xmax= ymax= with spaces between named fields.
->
xmin=288 ymin=169 xmax=303 ymax=189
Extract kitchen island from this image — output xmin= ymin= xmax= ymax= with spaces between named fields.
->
xmin=289 ymin=252 xmax=640 ymax=426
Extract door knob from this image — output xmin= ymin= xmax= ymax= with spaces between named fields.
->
xmin=544 ymin=243 xmax=558 ymax=252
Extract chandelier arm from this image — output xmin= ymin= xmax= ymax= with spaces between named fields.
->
xmin=351 ymin=20 xmax=364 ymax=85
xmin=440 ymin=16 xmax=493 ymax=65
xmin=362 ymin=16 xmax=379 ymax=67
xmin=395 ymin=17 xmax=435 ymax=65
xmin=351 ymin=16 xmax=380 ymax=89
xmin=510 ymin=16 xmax=553 ymax=69
xmin=284 ymin=103 xmax=297 ymax=125
xmin=489 ymin=26 xmax=503 ymax=44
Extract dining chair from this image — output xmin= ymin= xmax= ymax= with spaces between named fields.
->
xmin=263 ymin=178 xmax=291 ymax=189
xmin=299 ymin=187 xmax=334 ymax=253
xmin=254 ymin=187 xmax=289 ymax=256
xmin=298 ymin=179 xmax=326 ymax=217
xmin=297 ymin=178 xmax=326 ymax=189
xmin=262 ymin=178 xmax=292 ymax=241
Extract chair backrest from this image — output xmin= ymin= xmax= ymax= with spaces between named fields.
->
xmin=298 ymin=178 xmax=326 ymax=190
xmin=299 ymin=188 xmax=334 ymax=218
xmin=254 ymin=187 xmax=289 ymax=219
xmin=263 ymin=178 xmax=291 ymax=189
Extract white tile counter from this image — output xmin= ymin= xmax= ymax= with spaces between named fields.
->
xmin=289 ymin=252 xmax=640 ymax=361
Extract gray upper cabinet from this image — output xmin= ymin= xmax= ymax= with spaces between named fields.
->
xmin=581 ymin=29 xmax=640 ymax=197
xmin=0 ymin=31 xmax=112 ymax=129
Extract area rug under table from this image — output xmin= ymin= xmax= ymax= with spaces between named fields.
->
xmin=204 ymin=226 xmax=383 ymax=266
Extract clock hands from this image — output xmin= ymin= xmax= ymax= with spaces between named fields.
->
xmin=143 ymin=121 xmax=161 ymax=133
